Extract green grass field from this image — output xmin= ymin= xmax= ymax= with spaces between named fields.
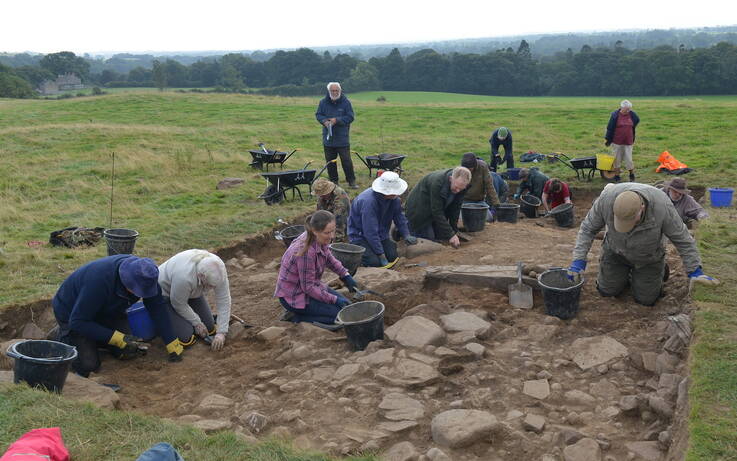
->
xmin=1 ymin=90 xmax=736 ymax=459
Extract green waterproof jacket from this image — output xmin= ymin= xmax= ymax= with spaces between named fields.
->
xmin=516 ymin=168 xmax=549 ymax=199
xmin=573 ymin=183 xmax=701 ymax=271
xmin=405 ymin=169 xmax=466 ymax=241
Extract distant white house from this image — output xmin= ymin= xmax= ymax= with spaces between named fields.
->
xmin=38 ymin=73 xmax=85 ymax=95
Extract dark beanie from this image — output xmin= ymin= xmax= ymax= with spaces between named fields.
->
xmin=461 ymin=152 xmax=477 ymax=169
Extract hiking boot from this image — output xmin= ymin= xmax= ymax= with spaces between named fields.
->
xmin=613 ymin=175 xmax=621 ymax=183
xmin=629 ymin=173 xmax=636 ymax=182
xmin=280 ymin=310 xmax=296 ymax=322
xmin=348 ymin=183 xmax=359 ymax=189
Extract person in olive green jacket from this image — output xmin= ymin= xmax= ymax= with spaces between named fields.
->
xmin=461 ymin=152 xmax=500 ymax=222
xmin=406 ymin=167 xmax=472 ymax=249
xmin=514 ymin=167 xmax=549 ymax=200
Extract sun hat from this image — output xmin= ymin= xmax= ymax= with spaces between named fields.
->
xmin=119 ymin=256 xmax=159 ymax=298
xmin=665 ymin=177 xmax=690 ymax=195
xmin=613 ymin=191 xmax=643 ymax=233
xmin=497 ymin=127 xmax=509 ymax=140
xmin=371 ymin=171 xmax=407 ymax=196
xmin=312 ymin=178 xmax=336 ymax=196
xmin=461 ymin=152 xmax=478 ymax=169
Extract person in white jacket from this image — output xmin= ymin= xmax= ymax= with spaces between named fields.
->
xmin=158 ymin=249 xmax=231 ymax=351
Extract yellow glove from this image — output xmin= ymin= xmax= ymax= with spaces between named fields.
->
xmin=108 ymin=331 xmax=144 ymax=349
xmin=166 ymin=339 xmax=184 ymax=362
xmin=382 ymin=257 xmax=399 ymax=270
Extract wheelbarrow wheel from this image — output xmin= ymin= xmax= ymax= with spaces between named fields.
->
xmin=600 ymin=170 xmax=618 ymax=182
xmin=262 ymin=184 xmax=285 ymax=205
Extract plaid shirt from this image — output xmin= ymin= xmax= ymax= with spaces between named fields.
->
xmin=274 ymin=232 xmax=348 ymax=309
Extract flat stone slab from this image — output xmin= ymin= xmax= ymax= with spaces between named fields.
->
xmin=523 ymin=379 xmax=551 ymax=400
xmin=1 ymin=371 xmax=120 ymax=409
xmin=431 ymin=409 xmax=498 ymax=448
xmin=379 ymin=393 xmax=426 ymax=421
xmin=385 ymin=316 xmax=446 ymax=348
xmin=564 ymin=437 xmax=602 ymax=461
xmin=439 ymin=312 xmax=491 ymax=333
xmin=569 ymin=335 xmax=629 ymax=370
xmin=375 ymin=358 xmax=440 ymax=388
xmin=424 ymin=265 xmax=540 ymax=291
xmin=625 ymin=441 xmax=663 ymax=461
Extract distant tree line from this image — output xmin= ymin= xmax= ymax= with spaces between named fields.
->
xmin=2 ymin=41 xmax=737 ymax=98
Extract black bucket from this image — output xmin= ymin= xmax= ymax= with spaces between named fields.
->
xmin=329 ymin=243 xmax=366 ymax=276
xmin=104 ymin=228 xmax=139 ymax=256
xmin=496 ymin=203 xmax=520 ymax=223
xmin=550 ymin=203 xmax=575 ymax=228
xmin=336 ymin=301 xmax=385 ymax=351
xmin=538 ymin=268 xmax=585 ymax=320
xmin=276 ymin=225 xmax=305 ymax=248
xmin=6 ymin=340 xmax=78 ymax=393
xmin=520 ymin=195 xmax=541 ymax=218
xmin=461 ymin=203 xmax=489 ymax=232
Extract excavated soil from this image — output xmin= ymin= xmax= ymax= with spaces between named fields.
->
xmin=1 ymin=189 xmax=695 ymax=461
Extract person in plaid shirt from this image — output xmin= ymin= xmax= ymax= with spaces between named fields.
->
xmin=274 ymin=210 xmax=358 ymax=327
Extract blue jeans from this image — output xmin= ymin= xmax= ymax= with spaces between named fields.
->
xmin=279 ymin=288 xmax=348 ymax=324
xmin=351 ymin=238 xmax=398 ymax=267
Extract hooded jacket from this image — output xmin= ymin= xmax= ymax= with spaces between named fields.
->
xmin=605 ymin=109 xmax=640 ymax=144
xmin=315 ymin=92 xmax=354 ymax=147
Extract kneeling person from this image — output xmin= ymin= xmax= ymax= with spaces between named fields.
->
xmin=52 ymin=255 xmax=183 ymax=377
xmin=158 ymin=250 xmax=231 ymax=351
xmin=312 ymin=178 xmax=351 ymax=242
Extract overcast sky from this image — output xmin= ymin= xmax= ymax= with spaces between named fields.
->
xmin=5 ymin=0 xmax=736 ymax=54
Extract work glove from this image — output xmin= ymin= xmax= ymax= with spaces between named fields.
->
xmin=166 ymin=339 xmax=184 ymax=362
xmin=688 ymin=266 xmax=720 ymax=289
xmin=382 ymin=257 xmax=399 ymax=269
xmin=340 ymin=274 xmax=359 ymax=291
xmin=211 ymin=333 xmax=226 ymax=352
xmin=605 ymin=140 xmax=612 ymax=147
xmin=108 ymin=331 xmax=146 ymax=360
xmin=336 ymin=296 xmax=351 ymax=309
xmin=487 ymin=208 xmax=496 ymax=223
xmin=378 ymin=254 xmax=389 ymax=267
xmin=194 ymin=322 xmax=209 ymax=338
xmin=405 ymin=235 xmax=418 ymax=245
xmin=567 ymin=260 xmax=587 ymax=282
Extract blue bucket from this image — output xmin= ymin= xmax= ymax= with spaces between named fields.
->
xmin=127 ymin=302 xmax=156 ymax=340
xmin=507 ymin=168 xmax=522 ymax=180
xmin=709 ymin=188 xmax=734 ymax=207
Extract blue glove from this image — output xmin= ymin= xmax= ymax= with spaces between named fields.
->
xmin=405 ymin=235 xmax=418 ymax=245
xmin=378 ymin=254 xmax=389 ymax=267
xmin=336 ymin=296 xmax=351 ymax=308
xmin=487 ymin=207 xmax=496 ymax=222
xmin=513 ymin=193 xmax=520 ymax=200
xmin=567 ymin=260 xmax=587 ymax=282
xmin=688 ymin=266 xmax=719 ymax=286
xmin=340 ymin=274 xmax=358 ymax=291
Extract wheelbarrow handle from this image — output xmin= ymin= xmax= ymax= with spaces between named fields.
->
xmin=283 ymin=149 xmax=298 ymax=162
xmin=353 ymin=151 xmax=370 ymax=168
xmin=258 ymin=142 xmax=269 ymax=154
xmin=314 ymin=159 xmax=338 ymax=181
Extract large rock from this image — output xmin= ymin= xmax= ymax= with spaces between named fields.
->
xmin=198 ymin=393 xmax=234 ymax=412
xmin=2 ymin=372 xmax=120 ymax=410
xmin=439 ymin=312 xmax=491 ymax=333
xmin=375 ymin=358 xmax=440 ymax=388
xmin=523 ymin=379 xmax=550 ymax=400
xmin=356 ymin=347 xmax=395 ymax=366
xmin=353 ymin=267 xmax=410 ymax=290
xmin=424 ymin=265 xmax=540 ymax=291
xmin=0 ymin=340 xmax=23 ymax=370
xmin=192 ymin=419 xmax=231 ymax=433
xmin=565 ymin=390 xmax=596 ymax=406
xmin=523 ymin=414 xmax=546 ymax=433
xmin=569 ymin=336 xmax=629 ymax=370
xmin=397 ymin=238 xmax=444 ymax=258
xmin=256 ymin=327 xmax=286 ymax=342
xmin=379 ymin=393 xmax=426 ymax=421
xmin=384 ymin=441 xmax=419 ymax=461
xmin=385 ymin=316 xmax=446 ymax=348
xmin=431 ymin=409 xmax=498 ymax=448
xmin=528 ymin=324 xmax=559 ymax=341
xmin=625 ymin=441 xmax=662 ymax=461
xmin=563 ymin=437 xmax=602 ymax=461
xmin=20 ymin=323 xmax=46 ymax=339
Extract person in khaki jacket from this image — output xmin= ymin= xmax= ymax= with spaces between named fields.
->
xmin=568 ymin=183 xmax=718 ymax=306
xmin=460 ymin=153 xmax=500 ymax=222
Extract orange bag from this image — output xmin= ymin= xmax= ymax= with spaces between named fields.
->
xmin=656 ymin=151 xmax=688 ymax=173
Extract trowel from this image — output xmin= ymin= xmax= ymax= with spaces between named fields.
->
xmin=349 ymin=285 xmax=384 ymax=301
xmin=508 ymin=261 xmax=534 ymax=309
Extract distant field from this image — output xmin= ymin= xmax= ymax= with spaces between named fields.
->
xmin=1 ymin=90 xmax=736 ymax=459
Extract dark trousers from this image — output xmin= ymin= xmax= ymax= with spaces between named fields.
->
xmin=324 ymin=145 xmax=356 ymax=184
xmin=55 ymin=313 xmax=130 ymax=377
xmin=352 ymin=238 xmax=398 ymax=267
xmin=164 ymin=296 xmax=216 ymax=345
xmin=490 ymin=151 xmax=514 ymax=172
xmin=596 ymin=248 xmax=665 ymax=306
xmin=279 ymin=288 xmax=348 ymax=324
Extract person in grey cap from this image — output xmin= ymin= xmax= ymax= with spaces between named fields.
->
xmin=662 ymin=177 xmax=709 ymax=228
xmin=52 ymin=255 xmax=183 ymax=377
xmin=568 ymin=183 xmax=718 ymax=306
xmin=489 ymin=126 xmax=513 ymax=172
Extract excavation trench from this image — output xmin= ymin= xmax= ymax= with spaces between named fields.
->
xmin=1 ymin=186 xmax=701 ymax=460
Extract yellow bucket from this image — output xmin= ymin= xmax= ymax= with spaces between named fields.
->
xmin=596 ymin=153 xmax=615 ymax=171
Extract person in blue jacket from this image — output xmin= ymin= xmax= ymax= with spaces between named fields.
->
xmin=315 ymin=82 xmax=357 ymax=188
xmin=489 ymin=126 xmax=514 ymax=172
xmin=348 ymin=171 xmax=416 ymax=268
xmin=52 ymin=255 xmax=184 ymax=377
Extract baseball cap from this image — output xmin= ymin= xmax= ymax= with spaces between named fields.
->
xmin=613 ymin=191 xmax=643 ymax=233
xmin=497 ymin=127 xmax=509 ymax=140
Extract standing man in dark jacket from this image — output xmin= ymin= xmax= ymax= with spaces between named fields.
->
xmin=52 ymin=255 xmax=183 ymax=377
xmin=348 ymin=172 xmax=415 ymax=268
xmin=316 ymin=82 xmax=357 ymax=188
xmin=604 ymin=100 xmax=640 ymax=183
xmin=489 ymin=126 xmax=513 ymax=172
xmin=406 ymin=167 xmax=472 ymax=249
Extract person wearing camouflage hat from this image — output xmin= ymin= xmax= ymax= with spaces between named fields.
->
xmin=312 ymin=178 xmax=351 ymax=242
xmin=489 ymin=126 xmax=514 ymax=172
